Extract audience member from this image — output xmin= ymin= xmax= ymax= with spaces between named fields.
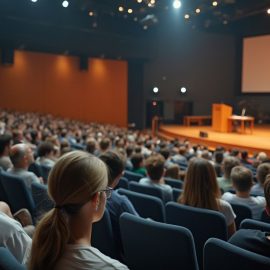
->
xmin=8 ymin=143 xmax=42 ymax=189
xmin=218 ymin=156 xmax=240 ymax=193
xmin=213 ymin=150 xmax=224 ymax=177
xmin=0 ymin=133 xmax=13 ymax=170
xmin=251 ymin=163 xmax=270 ymax=196
xmin=29 ymin=151 xmax=128 ymax=270
xmin=222 ymin=166 xmax=265 ymax=220
xmin=100 ymin=150 xmax=138 ymax=256
xmin=0 ymin=202 xmax=32 ymax=265
xmin=139 ymin=154 xmax=173 ymax=202
xmin=130 ymin=153 xmax=147 ymax=176
xmin=164 ymin=164 xmax=181 ymax=180
xmin=179 ymin=158 xmax=236 ymax=236
xmin=229 ymin=178 xmax=270 ymax=257
xmin=36 ymin=141 xmax=56 ymax=168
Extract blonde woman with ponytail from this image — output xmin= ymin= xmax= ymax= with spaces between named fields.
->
xmin=29 ymin=151 xmax=128 ymax=270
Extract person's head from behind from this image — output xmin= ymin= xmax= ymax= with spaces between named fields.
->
xmin=0 ymin=133 xmax=12 ymax=156
xmin=99 ymin=150 xmax=125 ymax=188
xmin=159 ymin=148 xmax=170 ymax=160
xmin=222 ymin=156 xmax=240 ymax=179
xmin=179 ymin=158 xmax=220 ymax=211
xmin=241 ymin=151 xmax=249 ymax=161
xmin=86 ymin=137 xmax=97 ymax=154
xmin=256 ymin=163 xmax=270 ymax=186
xmin=37 ymin=141 xmax=55 ymax=159
xmin=130 ymin=153 xmax=144 ymax=170
xmin=145 ymin=154 xmax=165 ymax=182
xmin=164 ymin=164 xmax=180 ymax=179
xmin=10 ymin=143 xmax=34 ymax=169
xmin=231 ymin=166 xmax=253 ymax=194
xmin=29 ymin=151 xmax=108 ymax=270
xmin=99 ymin=138 xmax=111 ymax=152
xmin=214 ymin=151 xmax=224 ymax=164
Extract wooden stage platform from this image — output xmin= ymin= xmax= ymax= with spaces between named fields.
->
xmin=158 ymin=125 xmax=270 ymax=156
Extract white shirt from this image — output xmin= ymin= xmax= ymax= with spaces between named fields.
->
xmin=218 ymin=199 xmax=236 ymax=226
xmin=0 ymin=212 xmax=32 ymax=265
xmin=222 ymin=192 xmax=266 ymax=220
xmin=55 ymin=244 xmax=128 ymax=270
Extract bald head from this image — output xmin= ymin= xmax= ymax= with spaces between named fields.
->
xmin=10 ymin=144 xmax=34 ymax=169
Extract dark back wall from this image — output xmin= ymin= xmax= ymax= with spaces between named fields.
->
xmin=143 ymin=24 xmax=237 ymax=127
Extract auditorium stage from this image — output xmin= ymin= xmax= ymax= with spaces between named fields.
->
xmin=158 ymin=125 xmax=270 ymax=156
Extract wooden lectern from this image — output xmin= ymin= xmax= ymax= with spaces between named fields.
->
xmin=212 ymin=104 xmax=232 ymax=132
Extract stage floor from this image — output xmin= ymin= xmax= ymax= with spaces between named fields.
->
xmin=159 ymin=125 xmax=270 ymax=156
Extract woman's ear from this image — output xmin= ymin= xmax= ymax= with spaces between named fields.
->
xmin=91 ymin=192 xmax=100 ymax=210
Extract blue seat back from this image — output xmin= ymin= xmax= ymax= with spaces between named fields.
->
xmin=166 ymin=202 xmax=227 ymax=268
xmin=28 ymin=162 xmax=43 ymax=178
xmin=240 ymin=218 xmax=270 ymax=231
xmin=204 ymin=238 xmax=270 ymax=270
xmin=164 ymin=177 xmax=183 ymax=189
xmin=120 ymin=213 xmax=199 ymax=270
xmin=123 ymin=171 xmax=143 ymax=182
xmin=115 ymin=177 xmax=129 ymax=190
xmin=230 ymin=202 xmax=252 ymax=229
xmin=261 ymin=209 xmax=270 ymax=223
xmin=172 ymin=188 xmax=183 ymax=202
xmin=92 ymin=209 xmax=119 ymax=260
xmin=1 ymin=172 xmax=35 ymax=216
xmin=129 ymin=181 xmax=166 ymax=202
xmin=117 ymin=188 xmax=165 ymax=222
xmin=31 ymin=182 xmax=54 ymax=218
xmin=0 ymin=247 xmax=26 ymax=270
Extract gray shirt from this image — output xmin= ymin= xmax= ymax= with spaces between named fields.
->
xmin=7 ymin=168 xmax=40 ymax=189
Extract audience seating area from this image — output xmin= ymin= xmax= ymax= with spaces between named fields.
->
xmin=0 ymin=109 xmax=269 ymax=269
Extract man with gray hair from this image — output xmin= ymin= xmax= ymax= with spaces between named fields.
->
xmin=7 ymin=143 xmax=41 ymax=189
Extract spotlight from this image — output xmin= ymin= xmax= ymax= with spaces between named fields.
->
xmin=212 ymin=1 xmax=218 ymax=7
xmin=173 ymin=0 xmax=181 ymax=9
xmin=62 ymin=1 xmax=69 ymax=8
xmin=137 ymin=0 xmax=142 ymax=3
xmin=150 ymin=0 xmax=155 ymax=4
xmin=180 ymin=87 xmax=187 ymax=93
xmin=267 ymin=8 xmax=270 ymax=14
xmin=128 ymin=8 xmax=133 ymax=14
xmin=118 ymin=6 xmax=124 ymax=12
xmin=152 ymin=101 xmax=157 ymax=106
xmin=31 ymin=0 xmax=38 ymax=2
xmin=89 ymin=11 xmax=94 ymax=16
xmin=184 ymin=14 xmax=190 ymax=19
xmin=153 ymin=87 xmax=159 ymax=93
xmin=195 ymin=8 xmax=201 ymax=14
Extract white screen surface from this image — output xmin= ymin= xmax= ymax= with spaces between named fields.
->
xmin=242 ymin=35 xmax=270 ymax=93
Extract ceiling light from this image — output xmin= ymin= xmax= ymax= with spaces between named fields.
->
xmin=267 ymin=8 xmax=270 ymax=14
xmin=173 ymin=0 xmax=181 ymax=9
xmin=137 ymin=0 xmax=143 ymax=3
xmin=180 ymin=87 xmax=187 ymax=93
xmin=118 ymin=6 xmax=124 ymax=12
xmin=128 ymin=8 xmax=133 ymax=14
xmin=153 ymin=87 xmax=159 ymax=93
xmin=150 ymin=0 xmax=156 ymax=4
xmin=89 ymin=11 xmax=94 ymax=16
xmin=184 ymin=14 xmax=190 ymax=19
xmin=212 ymin=1 xmax=218 ymax=7
xmin=62 ymin=1 xmax=69 ymax=8
xmin=31 ymin=0 xmax=38 ymax=2
xmin=195 ymin=8 xmax=201 ymax=14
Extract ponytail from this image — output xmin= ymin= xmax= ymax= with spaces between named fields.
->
xmin=29 ymin=208 xmax=70 ymax=270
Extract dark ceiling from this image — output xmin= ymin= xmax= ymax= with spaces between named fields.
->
xmin=1 ymin=0 xmax=270 ymax=60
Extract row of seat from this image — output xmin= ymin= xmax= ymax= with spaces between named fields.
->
xmin=93 ymin=212 xmax=270 ymax=270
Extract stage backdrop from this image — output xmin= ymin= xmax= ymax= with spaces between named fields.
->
xmin=0 ymin=51 xmax=128 ymax=127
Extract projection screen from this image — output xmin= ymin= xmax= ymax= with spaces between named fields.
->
xmin=242 ymin=35 xmax=270 ymax=93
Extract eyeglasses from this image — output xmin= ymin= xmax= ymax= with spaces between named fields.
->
xmin=99 ymin=187 xmax=113 ymax=199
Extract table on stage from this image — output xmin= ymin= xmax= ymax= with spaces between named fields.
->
xmin=227 ymin=115 xmax=255 ymax=134
xmin=183 ymin=115 xmax=212 ymax=126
